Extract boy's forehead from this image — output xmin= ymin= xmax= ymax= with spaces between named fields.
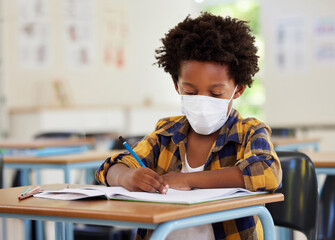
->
xmin=178 ymin=61 xmax=234 ymax=83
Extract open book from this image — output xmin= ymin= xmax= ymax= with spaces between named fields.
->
xmin=34 ymin=186 xmax=266 ymax=205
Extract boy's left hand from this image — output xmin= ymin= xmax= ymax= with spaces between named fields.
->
xmin=161 ymin=172 xmax=191 ymax=190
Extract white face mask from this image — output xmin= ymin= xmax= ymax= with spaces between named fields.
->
xmin=180 ymin=86 xmax=237 ymax=135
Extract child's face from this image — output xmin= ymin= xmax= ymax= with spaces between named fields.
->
xmin=176 ymin=60 xmax=245 ymax=102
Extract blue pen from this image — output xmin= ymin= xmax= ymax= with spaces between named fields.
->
xmin=119 ymin=136 xmax=146 ymax=167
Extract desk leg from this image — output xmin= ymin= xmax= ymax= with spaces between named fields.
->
xmin=277 ymin=226 xmax=292 ymax=240
xmin=20 ymin=170 xmax=32 ymax=240
xmin=65 ymin=222 xmax=74 ymax=240
xmin=24 ymin=219 xmax=32 ymax=240
xmin=85 ymin=169 xmax=94 ymax=184
xmin=64 ymin=166 xmax=70 ymax=184
xmin=21 ymin=169 xmax=30 ymax=186
xmin=150 ymin=205 xmax=275 ymax=240
xmin=36 ymin=169 xmax=41 ymax=185
xmin=36 ymin=220 xmax=44 ymax=240
xmin=63 ymin=166 xmax=74 ymax=240
xmin=55 ymin=222 xmax=65 ymax=240
xmin=2 ymin=218 xmax=7 ymax=240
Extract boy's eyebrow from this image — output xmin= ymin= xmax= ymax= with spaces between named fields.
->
xmin=210 ymin=83 xmax=227 ymax=88
xmin=180 ymin=82 xmax=195 ymax=87
xmin=181 ymin=82 xmax=227 ymax=87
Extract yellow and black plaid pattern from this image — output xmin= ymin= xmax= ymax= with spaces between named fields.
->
xmin=96 ymin=109 xmax=282 ymax=240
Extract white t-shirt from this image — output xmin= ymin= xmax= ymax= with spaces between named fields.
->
xmin=166 ymin=154 xmax=215 ymax=240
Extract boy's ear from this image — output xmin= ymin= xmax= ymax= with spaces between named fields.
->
xmin=233 ymin=84 xmax=246 ymax=99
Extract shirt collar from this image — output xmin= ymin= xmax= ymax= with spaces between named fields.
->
xmin=212 ymin=109 xmax=243 ymax=152
xmin=156 ymin=116 xmax=189 ymax=145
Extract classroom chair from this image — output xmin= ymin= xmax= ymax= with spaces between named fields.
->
xmin=266 ymin=151 xmax=318 ymax=240
xmin=34 ymin=131 xmax=86 ymax=139
xmin=110 ymin=135 xmax=145 ymax=150
xmin=270 ymin=127 xmax=296 ymax=137
xmin=318 ymin=175 xmax=335 ymax=240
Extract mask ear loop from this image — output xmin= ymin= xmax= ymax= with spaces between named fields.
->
xmin=177 ymin=84 xmax=182 ymax=96
xmin=226 ymin=85 xmax=238 ymax=117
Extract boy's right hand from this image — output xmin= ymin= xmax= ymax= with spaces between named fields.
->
xmin=108 ymin=164 xmax=168 ymax=194
xmin=121 ymin=167 xmax=169 ymax=194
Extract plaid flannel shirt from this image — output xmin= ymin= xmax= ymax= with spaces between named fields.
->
xmin=96 ymin=109 xmax=282 ymax=240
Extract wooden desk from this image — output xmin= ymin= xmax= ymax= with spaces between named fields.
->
xmin=0 ymin=138 xmax=97 ymax=184
xmin=271 ymin=137 xmax=320 ymax=151
xmin=0 ymin=138 xmax=95 ymax=149
xmin=302 ymin=151 xmax=335 ymax=175
xmin=0 ymin=184 xmax=284 ymax=240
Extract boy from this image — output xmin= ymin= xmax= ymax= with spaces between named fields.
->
xmin=96 ymin=12 xmax=282 ymax=240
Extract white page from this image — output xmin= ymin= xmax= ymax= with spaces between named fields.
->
xmin=35 ymin=188 xmax=106 ymax=200
xmin=115 ymin=188 xmax=263 ymax=204
xmin=35 ymin=186 xmax=266 ymax=204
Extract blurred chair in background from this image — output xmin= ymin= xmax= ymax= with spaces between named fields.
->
xmin=318 ymin=175 xmax=335 ymax=240
xmin=266 ymin=151 xmax=318 ymax=240
xmin=34 ymin=131 xmax=86 ymax=139
xmin=111 ymin=135 xmax=145 ymax=150
xmin=270 ymin=127 xmax=296 ymax=137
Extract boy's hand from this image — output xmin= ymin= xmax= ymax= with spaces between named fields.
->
xmin=119 ymin=167 xmax=169 ymax=194
xmin=161 ymin=172 xmax=191 ymax=190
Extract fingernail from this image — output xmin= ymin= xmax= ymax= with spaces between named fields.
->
xmin=165 ymin=184 xmax=169 ymax=188
xmin=162 ymin=188 xmax=167 ymax=194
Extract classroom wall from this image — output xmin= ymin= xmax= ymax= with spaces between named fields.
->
xmin=2 ymin=0 xmax=197 ymax=109
xmin=261 ymin=0 xmax=335 ymax=127
xmin=2 ymin=0 xmax=335 ymax=146
xmin=1 ymin=0 xmax=199 ymax=138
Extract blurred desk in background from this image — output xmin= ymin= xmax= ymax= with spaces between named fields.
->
xmin=0 ymin=138 xmax=95 ymax=149
xmin=272 ymin=137 xmax=320 ymax=151
xmin=2 ymin=150 xmax=119 ymax=185
xmin=302 ymin=151 xmax=335 ymax=175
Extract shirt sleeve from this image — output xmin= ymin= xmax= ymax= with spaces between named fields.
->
xmin=236 ymin=123 xmax=282 ymax=192
xmin=95 ymin=130 xmax=161 ymax=186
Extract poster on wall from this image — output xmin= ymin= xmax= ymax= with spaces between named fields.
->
xmin=275 ymin=17 xmax=308 ymax=74
xmin=102 ymin=0 xmax=129 ymax=69
xmin=314 ymin=17 xmax=335 ymax=66
xmin=63 ymin=0 xmax=95 ymax=69
xmin=18 ymin=0 xmax=50 ymax=69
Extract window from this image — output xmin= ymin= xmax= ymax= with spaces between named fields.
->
xmin=204 ymin=0 xmax=265 ymax=120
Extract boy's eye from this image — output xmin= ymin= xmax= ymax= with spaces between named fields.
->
xmin=185 ymin=91 xmax=196 ymax=95
xmin=211 ymin=93 xmax=223 ymax=98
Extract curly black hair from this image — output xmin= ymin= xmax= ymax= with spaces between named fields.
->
xmin=155 ymin=12 xmax=259 ymax=87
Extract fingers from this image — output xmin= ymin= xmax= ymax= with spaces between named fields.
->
xmin=161 ymin=172 xmax=191 ymax=191
xmin=132 ymin=168 xmax=168 ymax=194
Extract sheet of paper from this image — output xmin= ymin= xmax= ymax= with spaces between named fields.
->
xmin=35 ymin=186 xmax=266 ymax=204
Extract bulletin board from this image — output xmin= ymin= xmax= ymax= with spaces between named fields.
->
xmin=261 ymin=0 xmax=335 ymax=127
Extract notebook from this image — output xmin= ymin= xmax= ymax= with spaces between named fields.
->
xmin=34 ymin=186 xmax=266 ymax=205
